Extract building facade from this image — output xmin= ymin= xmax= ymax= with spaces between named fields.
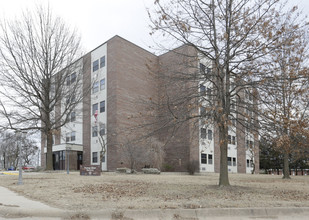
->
xmin=41 ymin=35 xmax=259 ymax=174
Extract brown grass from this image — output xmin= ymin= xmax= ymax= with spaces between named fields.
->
xmin=0 ymin=172 xmax=308 ymax=211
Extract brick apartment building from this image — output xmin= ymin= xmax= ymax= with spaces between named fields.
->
xmin=41 ymin=35 xmax=259 ymax=174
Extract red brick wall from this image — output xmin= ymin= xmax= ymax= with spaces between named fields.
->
xmin=82 ymin=53 xmax=92 ymax=166
xmin=157 ymin=45 xmax=199 ymax=171
xmin=40 ymin=133 xmax=46 ymax=168
xmin=106 ymin=36 xmax=159 ymax=170
xmin=236 ymin=90 xmax=247 ymax=174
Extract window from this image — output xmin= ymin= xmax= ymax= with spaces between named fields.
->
xmin=93 ymin=81 xmax=99 ymax=93
xmin=207 ymin=129 xmax=212 ymax=140
xmin=200 ymin=84 xmax=206 ymax=95
xmin=66 ymin=96 xmax=70 ymax=105
xmin=232 ymin=118 xmax=236 ymax=127
xmin=208 ymin=154 xmax=213 ymax=164
xmin=50 ymin=84 xmax=55 ymax=94
xmin=66 ymin=94 xmax=75 ymax=104
xmin=249 ymin=92 xmax=253 ymax=101
xmin=100 ymin=101 xmax=105 ymax=113
xmin=60 ymin=151 xmax=64 ymax=160
xmin=231 ymin=101 xmax=236 ymax=110
xmin=201 ymin=128 xmax=206 ymax=139
xmin=66 ymin=75 xmax=71 ymax=86
xmin=99 ymin=123 xmax=105 ymax=136
xmin=200 ymin=106 xmax=206 ymax=116
xmin=100 ymin=78 xmax=105 ymax=90
xmin=245 ymin=121 xmax=249 ymax=132
xmin=93 ymin=60 xmax=99 ymax=72
xmin=66 ymin=133 xmax=70 ymax=142
xmin=71 ymin=72 xmax=76 ymax=84
xmin=71 ymin=131 xmax=76 ymax=141
xmin=249 ymin=140 xmax=252 ymax=148
xmin=245 ymin=90 xmax=249 ymax=100
xmin=201 ymin=153 xmax=207 ymax=164
xmin=92 ymin=125 xmax=98 ymax=137
xmin=100 ymin=56 xmax=105 ymax=68
xmin=245 ymin=90 xmax=253 ymax=101
xmin=206 ymin=88 xmax=212 ymax=99
xmin=233 ymin=157 xmax=236 ymax=166
xmin=92 ymin=103 xmax=98 ymax=115
xmin=200 ymin=63 xmax=205 ymax=74
xmin=232 ymin=136 xmax=236 ymax=145
xmin=228 ymin=135 xmax=231 ymax=144
xmin=206 ymin=67 xmax=211 ymax=74
xmin=250 ymin=160 xmax=254 ymax=167
xmin=102 ymin=154 xmax=105 ymax=163
xmin=71 ymin=95 xmax=75 ymax=103
xmin=227 ymin=157 xmax=232 ymax=166
xmin=66 ymin=73 xmax=76 ymax=86
xmin=92 ymin=152 xmax=98 ymax=163
xmin=246 ymin=140 xmax=253 ymax=149
xmin=231 ymin=82 xmax=236 ymax=91
xmin=66 ymin=132 xmax=76 ymax=142
xmin=71 ymin=111 xmax=76 ymax=122
xmin=247 ymin=159 xmax=250 ymax=167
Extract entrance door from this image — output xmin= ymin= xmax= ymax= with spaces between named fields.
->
xmin=52 ymin=152 xmax=60 ymax=170
xmin=77 ymin=152 xmax=83 ymax=170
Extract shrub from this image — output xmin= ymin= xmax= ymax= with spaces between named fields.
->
xmin=163 ymin=163 xmax=174 ymax=172
xmin=186 ymin=160 xmax=199 ymax=175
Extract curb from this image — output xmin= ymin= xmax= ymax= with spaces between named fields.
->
xmin=93 ymin=207 xmax=309 ymax=219
xmin=2 ymin=206 xmax=309 ymax=219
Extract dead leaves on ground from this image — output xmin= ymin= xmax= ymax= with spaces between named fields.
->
xmin=73 ymin=181 xmax=147 ymax=200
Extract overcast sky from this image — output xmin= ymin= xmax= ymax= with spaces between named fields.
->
xmin=1 ymin=0 xmax=309 ymax=54
xmin=0 ymin=0 xmax=155 ymax=53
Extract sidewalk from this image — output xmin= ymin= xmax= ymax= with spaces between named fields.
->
xmin=0 ymin=186 xmax=65 ymax=219
xmin=1 ymin=185 xmax=309 ymax=219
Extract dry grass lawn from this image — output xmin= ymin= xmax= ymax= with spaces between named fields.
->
xmin=0 ymin=171 xmax=308 ymax=212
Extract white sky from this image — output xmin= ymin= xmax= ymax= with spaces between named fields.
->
xmin=1 ymin=0 xmax=309 ymax=54
xmin=0 ymin=0 xmax=156 ymax=53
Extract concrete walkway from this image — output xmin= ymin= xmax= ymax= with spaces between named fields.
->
xmin=0 ymin=186 xmax=64 ymax=219
xmin=1 ymin=185 xmax=309 ymax=219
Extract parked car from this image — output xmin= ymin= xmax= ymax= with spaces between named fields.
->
xmin=22 ymin=165 xmax=35 ymax=171
xmin=7 ymin=166 xmax=15 ymax=171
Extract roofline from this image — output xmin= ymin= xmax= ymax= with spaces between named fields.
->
xmin=89 ymin=35 xmax=157 ymax=57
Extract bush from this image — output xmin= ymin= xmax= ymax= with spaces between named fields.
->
xmin=186 ymin=160 xmax=199 ymax=175
xmin=163 ymin=163 xmax=174 ymax=172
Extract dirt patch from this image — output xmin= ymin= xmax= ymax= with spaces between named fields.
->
xmin=0 ymin=172 xmax=308 ymax=211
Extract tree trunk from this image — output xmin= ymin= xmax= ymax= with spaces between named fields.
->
xmin=251 ymin=162 xmax=256 ymax=174
xmin=3 ymin=152 xmax=5 ymax=169
xmin=219 ymin=124 xmax=230 ymax=186
xmin=282 ymin=152 xmax=290 ymax=179
xmin=45 ymin=131 xmax=53 ymax=170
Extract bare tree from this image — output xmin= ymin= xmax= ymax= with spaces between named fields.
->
xmin=22 ymin=138 xmax=39 ymax=166
xmin=148 ymin=0 xmax=284 ymax=186
xmin=258 ymin=7 xmax=309 ymax=179
xmin=0 ymin=132 xmax=18 ymax=169
xmin=119 ymin=136 xmax=165 ymax=172
xmin=0 ymin=5 xmax=83 ymax=170
xmin=0 ymin=131 xmax=37 ymax=169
